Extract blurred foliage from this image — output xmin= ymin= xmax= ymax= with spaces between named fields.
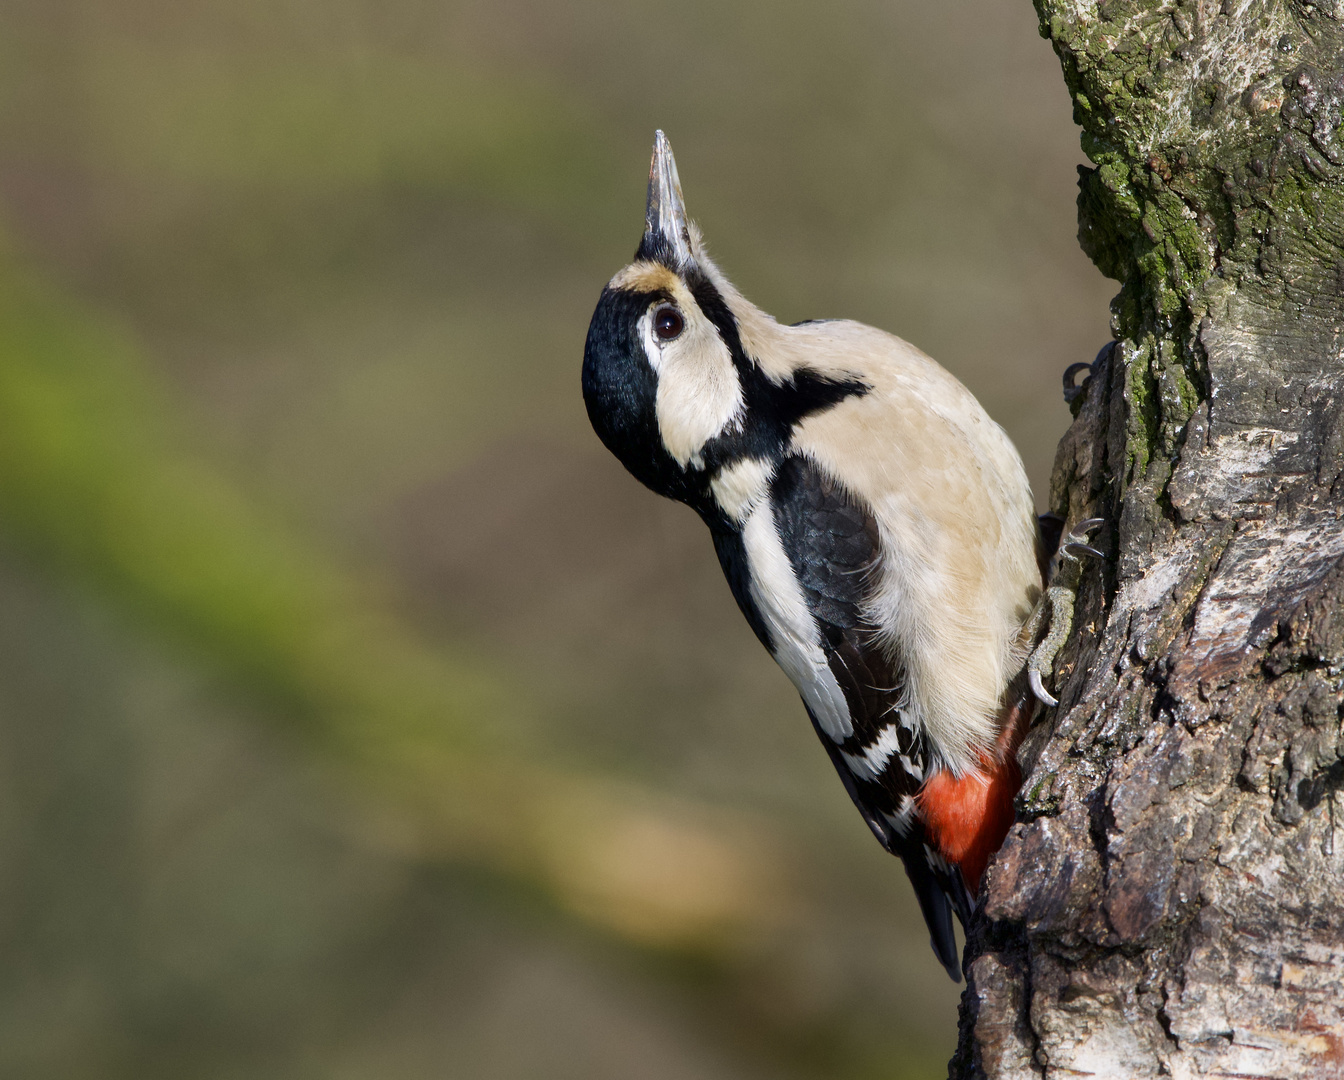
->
xmin=0 ymin=232 xmax=791 ymax=949
xmin=0 ymin=234 xmax=488 ymax=727
xmin=0 ymin=1 xmax=1113 ymax=1077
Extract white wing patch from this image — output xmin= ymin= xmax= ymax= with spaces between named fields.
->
xmin=740 ymin=498 xmax=853 ymax=742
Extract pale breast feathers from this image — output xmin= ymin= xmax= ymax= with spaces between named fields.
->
xmin=736 ymin=314 xmax=1041 ymax=777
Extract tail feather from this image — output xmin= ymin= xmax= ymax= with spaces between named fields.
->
xmin=901 ymin=850 xmax=963 ymax=982
xmin=805 ymin=701 xmax=978 ymax=979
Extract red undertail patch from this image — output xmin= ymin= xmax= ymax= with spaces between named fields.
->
xmin=917 ymin=756 xmax=1020 ymax=894
xmin=916 ymin=697 xmax=1033 ymax=893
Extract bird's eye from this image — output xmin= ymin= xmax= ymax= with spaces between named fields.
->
xmin=653 ymin=304 xmax=684 ymax=341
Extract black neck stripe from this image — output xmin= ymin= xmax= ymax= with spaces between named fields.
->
xmin=676 ymin=269 xmax=870 ymax=475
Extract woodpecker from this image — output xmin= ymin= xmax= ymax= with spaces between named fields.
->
xmin=583 ymin=132 xmax=1057 ymax=980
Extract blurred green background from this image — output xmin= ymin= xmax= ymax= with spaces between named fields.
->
xmin=0 ymin=2 xmax=1112 ymax=1077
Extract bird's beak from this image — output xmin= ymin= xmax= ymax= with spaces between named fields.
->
xmin=641 ymin=130 xmax=694 ymax=269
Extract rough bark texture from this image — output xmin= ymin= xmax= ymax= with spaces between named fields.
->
xmin=952 ymin=4 xmax=1344 ymax=1078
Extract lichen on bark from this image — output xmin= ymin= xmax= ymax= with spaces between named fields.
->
xmin=951 ymin=3 xmax=1344 ymax=1078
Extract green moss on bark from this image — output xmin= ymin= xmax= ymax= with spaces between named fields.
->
xmin=1036 ymin=0 xmax=1344 ymax=517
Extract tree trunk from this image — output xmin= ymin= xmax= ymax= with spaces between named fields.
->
xmin=952 ymin=4 xmax=1344 ymax=1077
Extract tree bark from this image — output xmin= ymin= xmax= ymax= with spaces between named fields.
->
xmin=952 ymin=4 xmax=1344 ymax=1077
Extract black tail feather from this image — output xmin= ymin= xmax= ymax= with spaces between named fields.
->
xmin=901 ymin=851 xmax=963 ymax=982
xmin=805 ymin=702 xmax=974 ymax=979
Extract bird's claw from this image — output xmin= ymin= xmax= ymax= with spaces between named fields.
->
xmin=1062 ymin=362 xmax=1094 ymax=405
xmin=1062 ymin=344 xmax=1116 ymax=405
xmin=1026 ymin=517 xmax=1106 ymax=708
xmin=1028 ymin=667 xmax=1058 ymax=709
xmin=1059 ymin=518 xmax=1105 ymax=562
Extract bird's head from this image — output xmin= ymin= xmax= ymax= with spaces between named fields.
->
xmin=582 ymin=131 xmax=756 ymax=509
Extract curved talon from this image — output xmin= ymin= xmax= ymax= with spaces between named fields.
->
xmin=1062 ymin=362 xmax=1094 ymax=404
xmin=1063 ymin=344 xmax=1117 ymax=405
xmin=1028 ymin=516 xmax=1106 ymax=709
xmin=1059 ymin=519 xmax=1106 ymax=562
xmin=1029 ymin=667 xmax=1058 ymax=708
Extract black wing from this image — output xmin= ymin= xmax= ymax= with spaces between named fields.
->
xmin=769 ymin=453 xmax=972 ymax=981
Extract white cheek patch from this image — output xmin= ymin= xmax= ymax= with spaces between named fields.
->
xmin=641 ymin=311 xmax=744 ymax=469
xmin=740 ymin=499 xmax=854 ymax=742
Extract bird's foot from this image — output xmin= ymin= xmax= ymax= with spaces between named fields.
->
xmin=1027 ymin=518 xmax=1105 ymax=708
xmin=1063 ymin=341 xmax=1117 ymax=406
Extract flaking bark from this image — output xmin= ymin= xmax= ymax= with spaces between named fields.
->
xmin=951 ymin=3 xmax=1344 ymax=1077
